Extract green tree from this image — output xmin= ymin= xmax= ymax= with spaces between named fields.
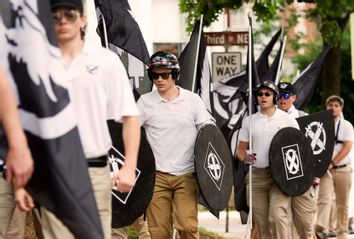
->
xmin=179 ymin=0 xmax=354 ymax=122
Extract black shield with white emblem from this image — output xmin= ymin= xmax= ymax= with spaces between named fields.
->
xmin=194 ymin=124 xmax=233 ymax=214
xmin=296 ymin=110 xmax=334 ymax=178
xmin=269 ymin=127 xmax=314 ymax=196
xmin=108 ymin=121 xmax=155 ymax=228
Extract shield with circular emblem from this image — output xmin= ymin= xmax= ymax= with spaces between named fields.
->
xmin=296 ymin=110 xmax=334 ymax=178
xmin=269 ymin=127 xmax=314 ymax=196
xmin=194 ymin=124 xmax=233 ymax=216
xmin=108 ymin=121 xmax=155 ymax=228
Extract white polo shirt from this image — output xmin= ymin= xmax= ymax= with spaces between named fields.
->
xmin=137 ymin=87 xmax=212 ymax=175
xmin=239 ymin=108 xmax=299 ymax=168
xmin=333 ymin=118 xmax=354 ymax=166
xmin=286 ymin=104 xmax=308 ymax=118
xmin=60 ymin=41 xmax=139 ymax=158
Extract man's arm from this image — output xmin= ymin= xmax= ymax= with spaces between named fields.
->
xmin=331 ymin=140 xmax=353 ymax=166
xmin=0 ymin=67 xmax=33 ymax=188
xmin=236 ymin=141 xmax=249 ymax=162
xmin=114 ymin=115 xmax=140 ymax=193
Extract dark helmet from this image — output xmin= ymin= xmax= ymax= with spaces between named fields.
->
xmin=256 ymin=80 xmax=279 ymax=95
xmin=147 ymin=51 xmax=180 ymax=80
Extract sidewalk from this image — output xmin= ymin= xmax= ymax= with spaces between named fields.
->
xmin=198 ymin=210 xmax=354 ymax=239
xmin=198 ymin=210 xmax=247 ymax=239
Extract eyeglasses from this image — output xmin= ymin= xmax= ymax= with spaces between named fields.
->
xmin=279 ymin=93 xmax=292 ymax=99
xmin=151 ymin=72 xmax=172 ymax=80
xmin=257 ymin=92 xmax=272 ymax=97
xmin=52 ymin=10 xmax=79 ymax=24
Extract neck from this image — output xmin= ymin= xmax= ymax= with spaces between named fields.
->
xmin=260 ymin=105 xmax=276 ymax=117
xmin=159 ymin=85 xmax=179 ymax=101
xmin=58 ymin=38 xmax=84 ymax=65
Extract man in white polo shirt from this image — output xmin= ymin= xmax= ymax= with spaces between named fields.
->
xmin=316 ymin=95 xmax=353 ymax=239
xmin=236 ymin=81 xmax=299 ymax=239
xmin=39 ymin=1 xmax=141 ymax=238
xmin=137 ymin=51 xmax=213 ymax=239
xmin=277 ymin=82 xmax=316 ymax=239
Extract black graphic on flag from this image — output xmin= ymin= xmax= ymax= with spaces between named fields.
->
xmin=0 ymin=1 xmax=103 ymax=238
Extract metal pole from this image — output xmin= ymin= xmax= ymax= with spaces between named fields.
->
xmin=245 ymin=14 xmax=253 ymax=239
xmin=191 ymin=15 xmax=203 ymax=93
xmin=275 ymin=36 xmax=287 ymax=85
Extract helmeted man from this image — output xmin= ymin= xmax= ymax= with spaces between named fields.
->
xmin=137 ymin=51 xmax=213 ymax=239
xmin=277 ymin=82 xmax=317 ymax=239
xmin=236 ymin=80 xmax=299 ymax=239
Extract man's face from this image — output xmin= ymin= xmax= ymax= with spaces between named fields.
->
xmin=326 ymin=100 xmax=343 ymax=119
xmin=277 ymin=91 xmax=296 ymax=111
xmin=151 ymin=67 xmax=175 ymax=93
xmin=256 ymin=88 xmax=274 ymax=109
xmin=52 ymin=7 xmax=86 ymax=44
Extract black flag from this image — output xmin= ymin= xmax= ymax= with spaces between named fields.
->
xmin=95 ymin=0 xmax=152 ymax=98
xmin=179 ymin=20 xmax=213 ymax=112
xmin=0 ymin=1 xmax=103 ymax=238
xmin=293 ymin=46 xmax=331 ymax=109
xmin=212 ymin=29 xmax=281 ymax=133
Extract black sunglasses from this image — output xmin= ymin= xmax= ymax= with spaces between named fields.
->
xmin=257 ymin=92 xmax=273 ymax=97
xmin=151 ymin=72 xmax=172 ymax=80
xmin=52 ymin=10 xmax=79 ymax=24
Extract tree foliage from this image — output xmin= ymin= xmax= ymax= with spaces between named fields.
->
xmin=179 ymin=0 xmax=354 ymax=47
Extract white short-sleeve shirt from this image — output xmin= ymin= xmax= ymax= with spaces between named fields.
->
xmin=137 ymin=87 xmax=212 ymax=175
xmin=333 ymin=118 xmax=354 ymax=166
xmin=239 ymin=108 xmax=299 ymax=168
xmin=60 ymin=41 xmax=139 ymax=158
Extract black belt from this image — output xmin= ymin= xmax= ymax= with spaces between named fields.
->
xmin=333 ymin=164 xmax=348 ymax=169
xmin=87 ymin=155 xmax=108 ymax=167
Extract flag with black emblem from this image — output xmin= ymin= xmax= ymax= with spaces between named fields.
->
xmin=0 ymin=1 xmax=103 ymax=238
xmin=212 ymin=28 xmax=281 ymax=136
xmin=94 ymin=0 xmax=152 ymax=99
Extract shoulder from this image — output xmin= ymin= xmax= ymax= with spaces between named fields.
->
xmin=138 ymin=91 xmax=156 ymax=104
xmin=342 ymin=119 xmax=354 ymax=131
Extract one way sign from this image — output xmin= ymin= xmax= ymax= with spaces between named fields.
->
xmin=212 ymin=52 xmax=242 ymax=82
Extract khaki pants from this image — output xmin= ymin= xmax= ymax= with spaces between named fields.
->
xmin=111 ymin=215 xmax=150 ymax=239
xmin=40 ymin=165 xmax=112 ymax=239
xmin=291 ymin=186 xmax=317 ymax=239
xmin=0 ymin=177 xmax=26 ymax=239
xmin=246 ymin=167 xmax=291 ymax=239
xmin=147 ymin=172 xmax=198 ymax=239
xmin=316 ymin=166 xmax=352 ymax=239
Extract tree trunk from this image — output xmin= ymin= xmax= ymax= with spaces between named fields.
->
xmin=322 ymin=46 xmax=341 ymax=103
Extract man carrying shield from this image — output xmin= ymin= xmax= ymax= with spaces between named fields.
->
xmin=236 ymin=80 xmax=299 ymax=239
xmin=277 ymin=82 xmax=317 ymax=239
xmin=137 ymin=51 xmax=213 ymax=239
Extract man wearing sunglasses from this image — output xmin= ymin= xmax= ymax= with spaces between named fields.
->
xmin=236 ymin=80 xmax=300 ymax=239
xmin=277 ymin=82 xmax=318 ymax=239
xmin=39 ymin=0 xmax=141 ymax=238
xmin=137 ymin=51 xmax=213 ymax=239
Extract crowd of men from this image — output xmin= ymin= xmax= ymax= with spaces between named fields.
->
xmin=0 ymin=0 xmax=353 ymax=239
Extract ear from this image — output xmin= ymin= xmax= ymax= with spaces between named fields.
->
xmin=80 ymin=15 xmax=87 ymax=29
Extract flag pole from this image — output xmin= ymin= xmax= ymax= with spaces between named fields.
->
xmin=191 ymin=15 xmax=203 ymax=93
xmin=95 ymin=4 xmax=109 ymax=48
xmin=274 ymin=35 xmax=287 ymax=85
xmin=245 ymin=13 xmax=253 ymax=239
